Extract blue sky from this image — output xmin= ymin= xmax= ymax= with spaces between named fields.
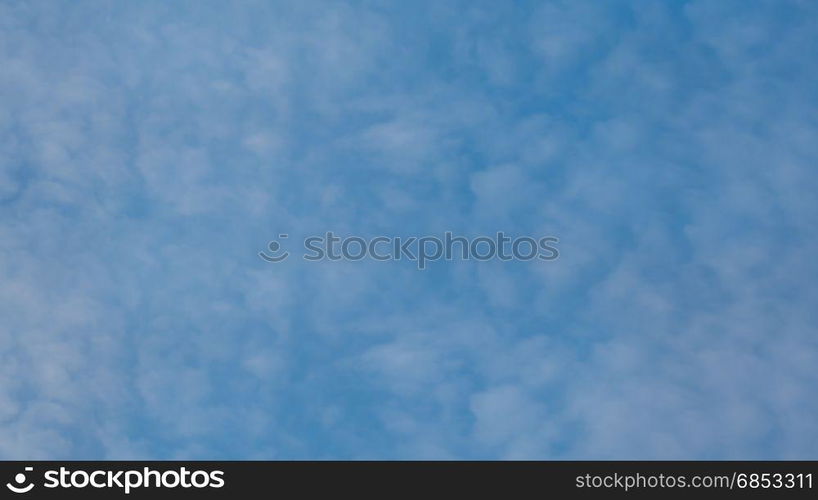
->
xmin=1 ymin=0 xmax=817 ymax=459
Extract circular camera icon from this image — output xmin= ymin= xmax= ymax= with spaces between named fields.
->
xmin=259 ymin=234 xmax=290 ymax=263
xmin=6 ymin=467 xmax=34 ymax=494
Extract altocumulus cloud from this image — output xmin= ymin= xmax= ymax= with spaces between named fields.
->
xmin=0 ymin=0 xmax=817 ymax=459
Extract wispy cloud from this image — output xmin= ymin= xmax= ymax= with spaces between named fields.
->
xmin=1 ymin=0 xmax=816 ymax=459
